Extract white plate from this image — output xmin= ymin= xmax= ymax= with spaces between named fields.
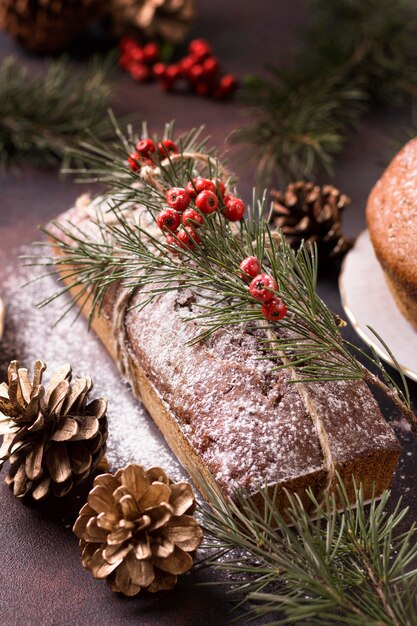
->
xmin=339 ymin=230 xmax=417 ymax=382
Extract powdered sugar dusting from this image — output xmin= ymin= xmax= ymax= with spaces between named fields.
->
xmin=0 ymin=247 xmax=186 ymax=483
xmin=127 ymin=289 xmax=325 ymax=495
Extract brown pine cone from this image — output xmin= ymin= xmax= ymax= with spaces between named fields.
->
xmin=109 ymin=0 xmax=196 ymax=43
xmin=73 ymin=464 xmax=203 ymax=595
xmin=0 ymin=360 xmax=108 ymax=499
xmin=0 ymin=0 xmax=106 ymax=53
xmin=270 ymin=182 xmax=353 ymax=260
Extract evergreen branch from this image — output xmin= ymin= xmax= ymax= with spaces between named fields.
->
xmin=233 ymin=0 xmax=417 ymax=183
xmin=0 ymin=55 xmax=117 ymax=170
xmin=196 ymin=471 xmax=417 ymax=625
xmin=29 ymin=116 xmax=416 ymax=430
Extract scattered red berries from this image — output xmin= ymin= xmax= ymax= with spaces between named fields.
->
xmin=195 ymin=190 xmax=218 ymax=214
xmin=166 ymin=187 xmax=190 ymax=212
xmin=249 ymin=274 xmax=277 ymax=302
xmin=119 ymin=37 xmax=237 ymax=101
xmin=239 ymin=256 xmax=262 ymax=281
xmin=223 ymin=196 xmax=245 ymax=221
xmin=261 ymin=298 xmax=287 ymax=322
xmin=157 ymin=208 xmax=181 ymax=233
xmin=182 ymin=208 xmax=204 ymax=228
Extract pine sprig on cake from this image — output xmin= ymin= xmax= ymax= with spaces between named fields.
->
xmin=197 ymin=471 xmax=417 ymax=625
xmin=31 ymin=115 xmax=416 ymax=434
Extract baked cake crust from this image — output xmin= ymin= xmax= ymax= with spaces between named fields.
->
xmin=367 ymin=138 xmax=417 ymax=328
xmin=48 ymin=202 xmax=401 ymax=510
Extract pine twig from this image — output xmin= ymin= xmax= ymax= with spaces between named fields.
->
xmin=233 ymin=0 xmax=417 ymax=183
xmin=27 ymin=116 xmax=416 ymax=432
xmin=197 ymin=471 xmax=417 ymax=625
xmin=0 ymin=55 xmax=116 ymax=170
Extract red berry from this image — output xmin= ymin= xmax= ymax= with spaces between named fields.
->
xmin=189 ymin=39 xmax=212 ymax=60
xmin=129 ymin=62 xmax=150 ymax=82
xmin=224 ymin=196 xmax=245 ymax=221
xmin=119 ymin=38 xmax=139 ymax=56
xmin=143 ymin=42 xmax=159 ymax=63
xmin=196 ymin=81 xmax=210 ymax=96
xmin=119 ymin=51 xmax=133 ymax=70
xmin=195 ymin=190 xmax=218 ymax=214
xmin=153 ymin=62 xmax=166 ymax=78
xmin=188 ymin=64 xmax=204 ymax=83
xmin=166 ymin=64 xmax=180 ymax=81
xmin=211 ymin=178 xmax=226 ymax=196
xmin=182 ymin=208 xmax=204 ymax=228
xmin=261 ymin=298 xmax=287 ymax=322
xmin=128 ymin=152 xmax=141 ymax=172
xmin=203 ymin=57 xmax=219 ymax=77
xmin=166 ymin=187 xmax=190 ymax=211
xmin=165 ymin=233 xmax=180 ymax=253
xmin=180 ymin=55 xmax=198 ymax=76
xmin=239 ymin=256 xmax=262 ymax=281
xmin=220 ymin=74 xmax=237 ymax=93
xmin=158 ymin=139 xmax=179 ymax=157
xmin=185 ymin=226 xmax=201 ymax=245
xmin=177 ymin=228 xmax=196 ymax=250
xmin=136 ymin=138 xmax=156 ymax=155
xmin=249 ymin=274 xmax=277 ymax=302
xmin=157 ymin=208 xmax=181 ymax=233
xmin=192 ymin=177 xmax=217 ymax=195
xmin=129 ymin=47 xmax=145 ymax=62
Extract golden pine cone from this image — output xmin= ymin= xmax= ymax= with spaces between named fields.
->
xmin=109 ymin=0 xmax=196 ymax=43
xmin=270 ymin=182 xmax=353 ymax=260
xmin=0 ymin=0 xmax=106 ymax=53
xmin=73 ymin=464 xmax=203 ymax=595
xmin=0 ymin=360 xmax=108 ymax=499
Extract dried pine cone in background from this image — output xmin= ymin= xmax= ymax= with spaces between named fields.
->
xmin=0 ymin=0 xmax=105 ymax=53
xmin=270 ymin=182 xmax=353 ymax=260
xmin=109 ymin=0 xmax=196 ymax=43
xmin=74 ymin=464 xmax=203 ymax=595
xmin=0 ymin=360 xmax=108 ymax=499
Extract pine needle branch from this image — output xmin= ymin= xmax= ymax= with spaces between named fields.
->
xmin=0 ymin=55 xmax=116 ymax=170
xmin=196 ymin=471 xmax=417 ymax=625
xmin=29 ymin=116 xmax=417 ymax=431
xmin=233 ymin=0 xmax=417 ymax=183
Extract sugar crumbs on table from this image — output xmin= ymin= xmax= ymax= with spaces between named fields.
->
xmin=0 ymin=246 xmax=186 ymax=483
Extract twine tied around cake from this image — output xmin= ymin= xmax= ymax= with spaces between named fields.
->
xmin=139 ymin=152 xmax=230 ymax=193
xmin=262 ymin=325 xmax=338 ymax=496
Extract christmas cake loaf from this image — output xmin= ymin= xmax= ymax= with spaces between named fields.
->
xmin=48 ymin=199 xmax=401 ymax=511
xmin=367 ymin=138 xmax=417 ymax=329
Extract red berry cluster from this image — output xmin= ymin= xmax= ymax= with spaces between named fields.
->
xmin=155 ymin=176 xmax=245 ymax=251
xmin=239 ymin=257 xmax=287 ymax=322
xmin=128 ymin=137 xmax=178 ymax=172
xmin=119 ymin=38 xmax=237 ymax=100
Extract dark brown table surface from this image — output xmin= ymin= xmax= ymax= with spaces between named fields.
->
xmin=1 ymin=2 xmax=417 ymax=624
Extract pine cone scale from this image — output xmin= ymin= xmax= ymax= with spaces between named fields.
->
xmin=25 ymin=438 xmax=44 ymax=480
